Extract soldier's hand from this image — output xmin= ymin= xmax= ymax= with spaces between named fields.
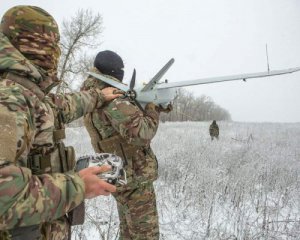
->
xmin=145 ymin=103 xmax=173 ymax=113
xmin=78 ymin=165 xmax=116 ymax=199
xmin=158 ymin=103 xmax=173 ymax=113
xmin=145 ymin=102 xmax=158 ymax=112
xmin=101 ymin=87 xmax=123 ymax=101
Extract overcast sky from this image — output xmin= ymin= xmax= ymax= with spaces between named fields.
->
xmin=2 ymin=0 xmax=300 ymax=122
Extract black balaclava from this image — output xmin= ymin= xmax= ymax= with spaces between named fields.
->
xmin=94 ymin=50 xmax=124 ymax=81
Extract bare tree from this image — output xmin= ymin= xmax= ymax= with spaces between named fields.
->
xmin=56 ymin=9 xmax=103 ymax=93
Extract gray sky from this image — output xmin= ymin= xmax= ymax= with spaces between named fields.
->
xmin=2 ymin=0 xmax=300 ymax=122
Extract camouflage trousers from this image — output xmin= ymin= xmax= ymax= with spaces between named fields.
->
xmin=114 ymin=181 xmax=159 ymax=240
xmin=41 ymin=217 xmax=70 ymax=240
xmin=113 ymin=148 xmax=160 ymax=240
xmin=0 ymin=216 xmax=70 ymax=240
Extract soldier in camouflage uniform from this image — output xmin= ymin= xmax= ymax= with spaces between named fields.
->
xmin=81 ymin=50 xmax=172 ymax=240
xmin=209 ymin=120 xmax=219 ymax=140
xmin=0 ymin=6 xmax=120 ymax=240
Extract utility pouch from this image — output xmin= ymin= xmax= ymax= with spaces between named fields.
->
xmin=27 ymin=153 xmax=52 ymax=174
xmin=57 ymin=142 xmax=76 ymax=172
xmin=65 ymin=146 xmax=76 ymax=171
xmin=58 ymin=142 xmax=68 ymax=173
xmin=9 ymin=225 xmax=40 ymax=240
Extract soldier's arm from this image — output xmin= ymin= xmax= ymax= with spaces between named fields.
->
xmin=104 ymin=99 xmax=160 ymax=146
xmin=48 ymin=87 xmax=121 ymax=124
xmin=0 ymin=110 xmax=85 ymax=229
xmin=48 ymin=89 xmax=105 ymax=124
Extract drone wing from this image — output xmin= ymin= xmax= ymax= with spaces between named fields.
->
xmin=87 ymin=71 xmax=129 ymax=92
xmin=141 ymin=58 xmax=175 ymax=92
xmin=156 ymin=67 xmax=300 ymax=90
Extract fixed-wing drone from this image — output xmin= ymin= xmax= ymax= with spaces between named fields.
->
xmin=88 ymin=58 xmax=300 ymax=109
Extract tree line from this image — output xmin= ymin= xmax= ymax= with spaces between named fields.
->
xmin=160 ymin=89 xmax=231 ymax=122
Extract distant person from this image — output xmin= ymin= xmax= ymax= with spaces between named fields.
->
xmin=209 ymin=120 xmax=219 ymax=140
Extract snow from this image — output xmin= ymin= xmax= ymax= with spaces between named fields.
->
xmin=66 ymin=121 xmax=300 ymax=240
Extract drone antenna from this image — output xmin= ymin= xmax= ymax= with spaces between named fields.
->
xmin=265 ymin=44 xmax=270 ymax=72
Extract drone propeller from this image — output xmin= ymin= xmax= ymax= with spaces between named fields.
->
xmin=130 ymin=69 xmax=136 ymax=90
xmin=125 ymin=69 xmax=136 ymax=99
xmin=124 ymin=69 xmax=145 ymax=112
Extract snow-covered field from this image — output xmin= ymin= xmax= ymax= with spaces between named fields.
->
xmin=66 ymin=121 xmax=300 ymax=240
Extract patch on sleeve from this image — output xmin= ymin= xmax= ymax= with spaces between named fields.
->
xmin=0 ymin=105 xmax=17 ymax=163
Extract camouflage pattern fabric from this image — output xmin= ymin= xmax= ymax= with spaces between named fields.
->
xmin=114 ymin=183 xmax=158 ymax=240
xmin=0 ymin=5 xmax=61 ymax=76
xmin=82 ymin=70 xmax=160 ymax=240
xmin=209 ymin=120 xmax=219 ymax=140
xmin=0 ymin=75 xmax=103 ymax=238
xmin=0 ymin=32 xmax=42 ymax=82
xmin=0 ymin=6 xmax=106 ymax=240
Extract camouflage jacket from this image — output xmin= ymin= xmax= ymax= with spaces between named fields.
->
xmin=82 ymin=70 xmax=160 ymax=184
xmin=0 ymin=33 xmax=104 ymax=231
xmin=209 ymin=122 xmax=219 ymax=137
